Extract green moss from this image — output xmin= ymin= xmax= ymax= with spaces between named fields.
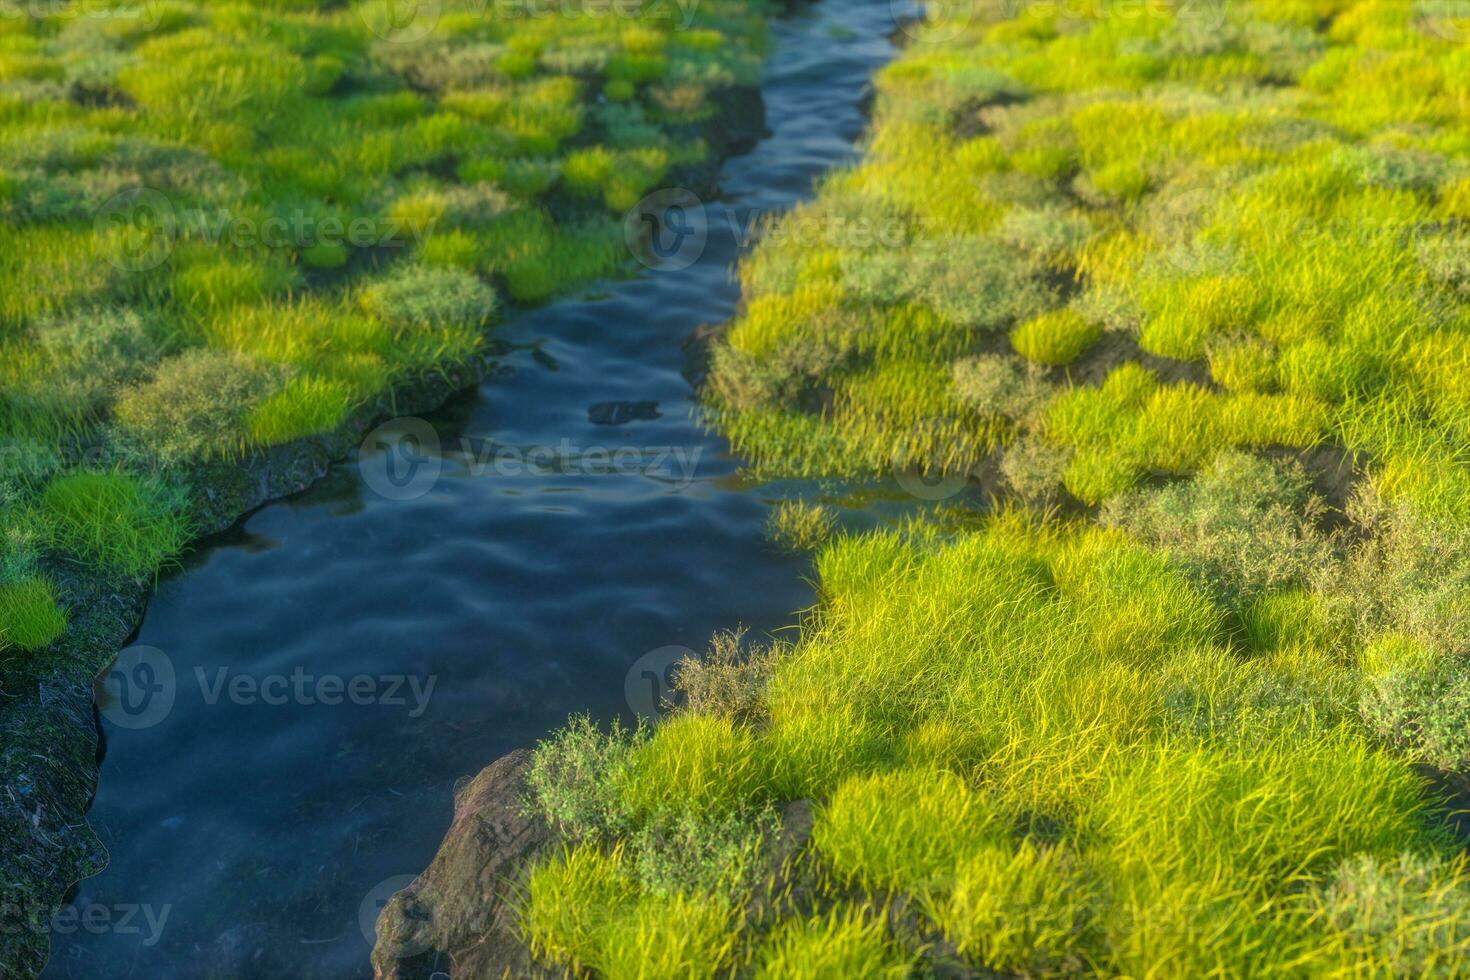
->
xmin=39 ymin=470 xmax=193 ymax=578
xmin=1011 ymin=309 xmax=1103 ymax=366
xmin=246 ymin=376 xmax=357 ymax=448
xmin=112 ymin=349 xmax=281 ymax=464
xmin=0 ymin=576 xmax=67 ymax=653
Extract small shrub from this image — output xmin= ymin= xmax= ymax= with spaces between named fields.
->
xmin=525 ymin=715 xmax=643 ymax=841
xmin=1310 ymin=852 xmax=1470 ymax=972
xmin=1324 ymin=500 xmax=1470 ymax=656
xmin=0 ymin=523 xmax=42 ymax=581
xmin=113 ymin=348 xmax=281 ymax=464
xmin=1000 ymin=436 xmax=1070 ymax=504
xmin=1102 ymin=451 xmax=1332 ymax=606
xmin=358 ymin=264 xmax=497 ymax=331
xmin=34 ymin=307 xmax=161 ymax=391
xmin=765 ymin=499 xmax=835 ymax=552
xmin=39 ymin=470 xmax=193 ymax=577
xmin=1360 ymin=655 xmax=1470 ymax=771
xmin=672 ymin=628 xmax=779 ymax=723
xmin=0 ymin=576 xmax=67 ymax=652
xmin=631 ymin=806 xmax=776 ymax=902
xmin=0 ymin=440 xmax=63 ymax=505
xmin=951 ymin=354 xmax=1049 ymax=419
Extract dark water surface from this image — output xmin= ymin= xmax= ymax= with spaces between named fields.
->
xmin=44 ymin=3 xmax=913 ymax=976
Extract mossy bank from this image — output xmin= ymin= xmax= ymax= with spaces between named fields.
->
xmin=496 ymin=2 xmax=1470 ymax=977
xmin=0 ymin=0 xmax=783 ymax=972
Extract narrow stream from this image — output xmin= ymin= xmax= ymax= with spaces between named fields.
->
xmin=45 ymin=3 xmax=915 ymax=976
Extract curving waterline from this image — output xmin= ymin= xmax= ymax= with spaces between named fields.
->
xmin=45 ymin=2 xmax=915 ymax=976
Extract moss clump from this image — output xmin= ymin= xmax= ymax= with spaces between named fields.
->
xmin=38 ymin=470 xmax=193 ymax=578
xmin=112 ymin=349 xmax=281 ymax=464
xmin=0 ymin=577 xmax=67 ymax=653
xmin=1011 ymin=309 xmax=1102 ymax=367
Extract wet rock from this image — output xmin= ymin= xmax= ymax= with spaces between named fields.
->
xmin=587 ymin=401 xmax=661 ymax=426
xmin=371 ymin=750 xmax=558 ymax=980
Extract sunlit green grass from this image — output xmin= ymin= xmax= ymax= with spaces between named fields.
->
xmin=0 ymin=576 xmax=67 ymax=653
xmin=522 ymin=2 xmax=1470 ymax=976
xmin=525 ymin=512 xmax=1470 ymax=975
xmin=38 ymin=470 xmax=193 ymax=578
xmin=0 ymin=0 xmax=775 ymax=657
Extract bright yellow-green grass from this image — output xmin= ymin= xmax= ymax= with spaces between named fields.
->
xmin=521 ymin=2 xmax=1470 ymax=976
xmin=0 ymin=0 xmax=773 ymax=655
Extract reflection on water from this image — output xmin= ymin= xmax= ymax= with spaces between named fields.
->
xmin=45 ymin=2 xmax=916 ymax=976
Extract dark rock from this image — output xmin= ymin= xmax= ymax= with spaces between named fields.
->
xmin=587 ymin=401 xmax=661 ymax=426
xmin=371 ymin=750 xmax=558 ymax=980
